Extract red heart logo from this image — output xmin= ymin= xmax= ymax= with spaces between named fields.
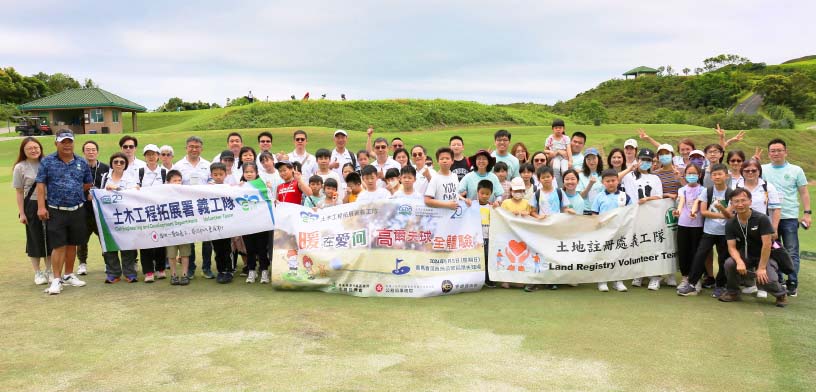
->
xmin=505 ymin=240 xmax=529 ymax=271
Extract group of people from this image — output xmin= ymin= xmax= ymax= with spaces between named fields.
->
xmin=13 ymin=120 xmax=810 ymax=307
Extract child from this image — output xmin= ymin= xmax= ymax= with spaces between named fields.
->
xmin=258 ymin=151 xmax=283 ymax=193
xmin=545 ymin=119 xmax=573 ymax=187
xmin=318 ymin=178 xmax=341 ymax=208
xmin=561 ymin=169 xmax=584 ymax=215
xmin=384 ymin=168 xmax=402 ymax=195
xmin=501 ymin=177 xmax=532 ymax=216
xmin=477 ymin=180 xmax=496 ymax=288
xmin=356 ymin=165 xmax=392 ymax=203
xmin=209 ymin=162 xmax=235 ymax=284
xmin=530 ymin=166 xmax=569 ymax=219
xmin=458 ymin=149 xmax=503 ymax=203
xmin=216 ymin=150 xmax=240 ymax=185
xmin=240 ymin=162 xmax=272 ymax=284
xmin=392 ymin=165 xmax=424 ymax=200
xmin=591 ymin=169 xmax=632 ymax=292
xmin=343 ymin=172 xmax=363 ymax=203
xmin=673 ymin=164 xmax=704 ymax=293
xmin=314 ymin=148 xmax=341 ymax=189
xmin=356 ymin=149 xmax=371 ymax=171
xmin=519 ymin=163 xmax=535 ymax=200
xmin=425 ymin=147 xmax=469 ymax=210
xmin=493 ymin=161 xmax=511 ymax=199
xmin=303 ymin=175 xmax=324 ymax=208
xmin=678 ymin=164 xmax=734 ymax=297
xmin=164 ymin=170 xmax=191 ymax=286
xmin=275 ymin=160 xmax=312 ymax=205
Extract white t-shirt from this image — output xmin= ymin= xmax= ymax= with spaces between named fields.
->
xmin=391 ymin=189 xmax=425 ymax=200
xmin=330 ymin=148 xmax=355 ymax=177
xmin=424 ymin=171 xmax=459 ymax=202
xmin=138 ymin=165 xmax=166 ymax=188
xmin=412 ymin=164 xmax=436 ymax=196
xmin=356 ymin=188 xmax=392 ymax=204
xmin=173 ymin=156 xmax=211 ymax=185
xmin=620 ymin=171 xmax=663 ymax=202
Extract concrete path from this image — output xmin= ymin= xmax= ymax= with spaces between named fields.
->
xmin=733 ymin=93 xmax=771 ymax=128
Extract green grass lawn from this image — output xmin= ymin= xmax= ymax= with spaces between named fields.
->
xmin=2 ymin=125 xmax=815 ymax=390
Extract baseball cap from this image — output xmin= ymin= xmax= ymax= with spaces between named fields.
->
xmin=638 ymin=148 xmax=655 ymax=159
xmin=219 ymin=150 xmax=235 ymax=160
xmin=656 ymin=144 xmax=674 ymax=154
xmin=584 ymin=147 xmax=601 ymax=157
xmin=510 ymin=177 xmax=525 ymax=191
xmin=689 ymin=149 xmax=705 ymax=157
xmin=143 ymin=144 xmax=160 ymax=155
xmin=334 ymin=129 xmax=348 ymax=137
xmin=55 ymin=130 xmax=74 ymax=142
xmin=275 ymin=160 xmax=294 ymax=170
xmin=624 ymin=139 xmax=638 ymax=149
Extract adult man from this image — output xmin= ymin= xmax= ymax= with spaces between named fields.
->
xmin=391 ymin=137 xmax=404 ymax=153
xmin=329 ymin=129 xmax=356 ymax=177
xmin=212 ymin=132 xmax=242 ymax=172
xmin=491 ymin=129 xmax=519 ymax=180
xmin=36 ymin=130 xmax=92 ymax=295
xmin=370 ymin=137 xmax=401 ymax=186
xmin=570 ymin=131 xmax=587 ymax=171
xmin=762 ymin=138 xmax=810 ymax=297
xmin=287 ymin=130 xmax=316 ymax=177
xmin=449 ymin=135 xmax=471 ymax=182
xmin=76 ymin=140 xmax=109 ymax=275
xmin=119 ymin=136 xmax=145 ymax=178
xmin=255 ymin=131 xmax=276 ymax=166
xmin=623 ymin=138 xmax=638 ymax=168
xmin=719 ymin=188 xmax=788 ymax=307
xmin=173 ymin=136 xmax=212 ymax=278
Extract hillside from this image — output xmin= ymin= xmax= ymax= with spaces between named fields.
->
xmin=124 ymin=99 xmax=567 ymax=133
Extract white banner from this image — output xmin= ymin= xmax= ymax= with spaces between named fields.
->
xmin=90 ymin=180 xmax=276 ymax=251
xmin=488 ymin=199 xmax=678 ymax=284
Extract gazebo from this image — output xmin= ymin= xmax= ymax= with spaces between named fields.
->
xmin=622 ymin=66 xmax=659 ymax=79
xmin=17 ymin=87 xmax=146 ymax=134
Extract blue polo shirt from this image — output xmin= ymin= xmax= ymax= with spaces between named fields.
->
xmin=591 ymin=189 xmax=632 ymax=214
xmin=36 ymin=152 xmax=93 ymax=207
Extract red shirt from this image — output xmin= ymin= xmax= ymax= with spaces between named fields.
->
xmin=276 ymin=180 xmax=303 ymax=204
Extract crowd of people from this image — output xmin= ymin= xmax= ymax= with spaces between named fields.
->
xmin=12 ymin=120 xmax=810 ymax=307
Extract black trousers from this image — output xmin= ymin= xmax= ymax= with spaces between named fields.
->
xmin=688 ymin=233 xmax=727 ymax=287
xmin=676 ymin=226 xmax=703 ymax=276
xmin=212 ymin=238 xmax=233 ymax=274
xmin=243 ymin=232 xmax=270 ymax=271
xmin=140 ymin=247 xmax=166 ymax=274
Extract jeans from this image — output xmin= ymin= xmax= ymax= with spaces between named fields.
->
xmin=104 ymin=250 xmax=137 ymax=278
xmin=777 ymin=219 xmax=800 ymax=288
xmin=187 ymin=241 xmax=213 ymax=274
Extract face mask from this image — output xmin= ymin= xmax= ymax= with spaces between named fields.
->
xmin=659 ymin=155 xmax=672 ymax=165
xmin=690 ymin=157 xmax=705 ymax=167
xmin=512 ymin=191 xmax=524 ymax=200
xmin=685 ymin=174 xmax=699 ymax=184
xmin=639 ymin=161 xmax=652 ymax=171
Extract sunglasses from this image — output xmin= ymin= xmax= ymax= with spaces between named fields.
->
xmin=393 ymin=144 xmax=404 ymax=149
xmin=534 ymin=158 xmax=546 ymax=163
xmin=374 ymin=145 xmax=387 ymax=150
xmin=161 ymin=153 xmax=172 ymax=157
xmin=112 ymin=160 xmax=126 ymax=165
xmin=260 ymin=139 xmax=273 ymax=143
xmin=729 ymin=159 xmax=743 ymax=163
xmin=412 ymin=152 xmax=424 ymax=157
xmin=743 ymin=169 xmax=758 ymax=174
xmin=122 ymin=145 xmax=136 ymax=149
xmin=294 ymin=138 xmax=305 ymax=142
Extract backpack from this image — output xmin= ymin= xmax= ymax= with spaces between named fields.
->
xmin=534 ymin=188 xmax=565 ymax=214
xmin=138 ymin=167 xmax=167 ymax=187
xmin=705 ymin=185 xmax=733 ymax=211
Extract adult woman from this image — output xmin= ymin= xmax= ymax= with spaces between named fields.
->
xmin=653 ymin=144 xmax=683 ymax=200
xmin=529 ymin=151 xmax=547 ymax=188
xmin=673 ymin=138 xmax=695 ymax=170
xmin=100 ymin=152 xmax=140 ymax=283
xmin=159 ymin=145 xmax=175 ymax=170
xmin=410 ymin=145 xmax=435 ymax=195
xmin=606 ymin=148 xmax=626 ymax=172
xmin=726 ymin=150 xmax=746 ymax=188
xmin=393 ymin=148 xmax=410 ymax=168
xmin=577 ymin=148 xmax=604 ymax=214
xmin=237 ymin=146 xmax=257 ymax=170
xmin=13 ymin=137 xmax=51 ymax=285
xmin=512 ymin=142 xmax=530 ymax=164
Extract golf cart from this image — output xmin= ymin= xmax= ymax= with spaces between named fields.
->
xmin=14 ymin=116 xmax=52 ymax=136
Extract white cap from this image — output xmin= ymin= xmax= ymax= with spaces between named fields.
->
xmin=624 ymin=139 xmax=638 ymax=149
xmin=657 ymin=143 xmax=674 ymax=154
xmin=510 ymin=177 xmax=525 ymax=191
xmin=334 ymin=129 xmax=348 ymax=137
xmin=143 ymin=144 xmax=160 ymax=155
xmin=689 ymin=149 xmax=705 ymax=157
xmin=55 ymin=130 xmax=74 ymax=142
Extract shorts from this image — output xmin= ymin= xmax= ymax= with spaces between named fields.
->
xmin=166 ymin=243 xmax=192 ymax=258
xmin=46 ymin=206 xmax=88 ymax=248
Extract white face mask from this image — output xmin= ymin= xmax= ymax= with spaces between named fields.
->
xmin=512 ymin=191 xmax=525 ymax=200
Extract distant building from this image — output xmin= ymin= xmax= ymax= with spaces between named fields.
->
xmin=622 ymin=66 xmax=659 ymax=79
xmin=17 ymin=87 xmax=146 ymax=134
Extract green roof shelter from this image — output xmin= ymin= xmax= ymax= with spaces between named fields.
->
xmin=622 ymin=66 xmax=659 ymax=79
xmin=17 ymin=87 xmax=146 ymax=134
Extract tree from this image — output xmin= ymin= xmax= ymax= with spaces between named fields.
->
xmin=83 ymin=78 xmax=97 ymax=88
xmin=571 ymin=99 xmax=608 ymax=124
xmin=682 ymin=68 xmax=690 ymax=76
xmin=754 ymin=74 xmax=791 ymax=106
xmin=665 ymin=65 xmax=674 ymax=76
xmin=657 ymin=66 xmax=666 ymax=76
xmin=694 ymin=67 xmax=703 ymax=75
xmin=32 ymin=72 xmax=80 ymax=94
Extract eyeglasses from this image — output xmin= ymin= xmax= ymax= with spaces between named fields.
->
xmin=82 ymin=148 xmax=96 ymax=152
xmin=743 ymin=169 xmax=758 ymax=174
xmin=160 ymin=153 xmax=173 ymax=157
xmin=534 ymin=158 xmax=546 ymax=163
xmin=122 ymin=145 xmax=136 ymax=149
xmin=260 ymin=139 xmax=273 ymax=144
xmin=374 ymin=145 xmax=387 ymax=150
xmin=112 ymin=160 xmax=126 ymax=165
xmin=729 ymin=159 xmax=743 ymax=163
xmin=412 ymin=152 xmax=424 ymax=157
xmin=25 ymin=146 xmax=41 ymax=152
xmin=495 ymin=138 xmax=510 ymax=143
xmin=187 ymin=145 xmax=202 ymax=150
xmin=294 ymin=138 xmax=305 ymax=142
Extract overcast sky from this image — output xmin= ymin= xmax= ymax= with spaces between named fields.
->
xmin=2 ymin=0 xmax=813 ymax=109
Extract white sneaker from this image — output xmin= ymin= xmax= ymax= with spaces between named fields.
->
xmin=757 ymin=290 xmax=768 ymax=298
xmin=631 ymin=277 xmax=642 ymax=287
xmin=34 ymin=271 xmax=48 ymax=285
xmin=742 ymin=285 xmax=758 ymax=294
xmin=597 ymin=282 xmax=609 ymax=292
xmin=647 ymin=277 xmax=661 ymax=291
xmin=246 ymin=270 xmax=257 ymax=283
xmin=45 ymin=269 xmax=54 ymax=283
xmin=77 ymin=263 xmax=88 ymax=275
xmin=664 ymin=274 xmax=677 ymax=287
xmin=260 ymin=270 xmax=270 ymax=284
xmin=63 ymin=274 xmax=86 ymax=287
xmin=695 ymin=280 xmax=702 ymax=292
xmin=613 ymin=281 xmax=628 ymax=292
xmin=45 ymin=279 xmax=62 ymax=295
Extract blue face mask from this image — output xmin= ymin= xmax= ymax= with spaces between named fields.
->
xmin=639 ymin=161 xmax=652 ymax=171
xmin=685 ymin=174 xmax=699 ymax=184
xmin=659 ymin=154 xmax=672 ymax=165
xmin=690 ymin=157 xmax=705 ymax=167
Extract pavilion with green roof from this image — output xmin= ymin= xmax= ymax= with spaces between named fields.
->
xmin=622 ymin=66 xmax=659 ymax=79
xmin=18 ymin=87 xmax=146 ymax=134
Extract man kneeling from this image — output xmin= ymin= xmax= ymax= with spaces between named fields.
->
xmin=720 ymin=188 xmax=788 ymax=307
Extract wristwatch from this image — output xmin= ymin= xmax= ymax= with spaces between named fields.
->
xmin=805 ymin=210 xmax=812 ymax=215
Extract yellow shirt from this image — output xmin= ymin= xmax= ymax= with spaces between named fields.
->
xmin=501 ymin=198 xmax=531 ymax=214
